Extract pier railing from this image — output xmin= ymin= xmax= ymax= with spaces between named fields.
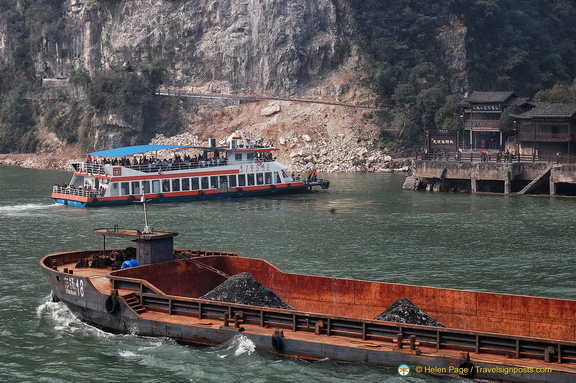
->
xmin=416 ymin=152 xmax=576 ymax=164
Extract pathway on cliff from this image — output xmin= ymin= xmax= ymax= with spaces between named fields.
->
xmin=156 ymin=90 xmax=381 ymax=110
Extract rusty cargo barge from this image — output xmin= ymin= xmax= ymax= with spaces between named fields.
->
xmin=41 ymin=226 xmax=576 ymax=382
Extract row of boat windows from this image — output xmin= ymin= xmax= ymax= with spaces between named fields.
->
xmin=109 ymin=172 xmax=283 ymax=196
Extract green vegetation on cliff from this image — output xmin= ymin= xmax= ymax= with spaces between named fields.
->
xmin=352 ymin=0 xmax=576 ymax=143
xmin=1 ymin=0 xmax=576 ymax=152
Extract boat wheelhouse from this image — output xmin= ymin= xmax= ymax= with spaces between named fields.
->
xmin=51 ymin=132 xmax=329 ymax=207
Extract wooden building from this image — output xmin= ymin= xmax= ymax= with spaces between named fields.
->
xmin=460 ymin=91 xmax=527 ymax=150
xmin=512 ymin=102 xmax=576 ymax=156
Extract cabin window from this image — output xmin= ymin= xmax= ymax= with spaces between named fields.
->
xmin=121 ymin=182 xmax=130 ymax=195
xmin=201 ymin=177 xmax=209 ymax=189
xmin=181 ymin=178 xmax=190 ymax=191
xmin=110 ymin=182 xmax=120 ymax=196
xmin=256 ymin=173 xmax=264 ymax=185
xmin=264 ymin=172 xmax=272 ymax=184
xmin=191 ymin=178 xmax=200 ymax=190
xmin=238 ymin=174 xmax=246 ymax=187
xmin=152 ymin=180 xmax=160 ymax=193
xmin=210 ymin=176 xmax=219 ymax=189
xmin=247 ymin=174 xmax=255 ymax=186
xmin=172 ymin=179 xmax=180 ymax=191
xmin=162 ymin=179 xmax=170 ymax=192
xmin=275 ymin=172 xmax=281 ymax=183
xmin=131 ymin=181 xmax=140 ymax=195
xmin=142 ymin=180 xmax=151 ymax=194
xmin=235 ymin=153 xmax=243 ymax=161
xmin=228 ymin=175 xmax=237 ymax=187
xmin=247 ymin=153 xmax=255 ymax=161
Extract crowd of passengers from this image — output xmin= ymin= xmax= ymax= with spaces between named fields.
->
xmin=95 ymin=153 xmax=229 ymax=170
xmin=53 ymin=182 xmax=106 ymax=196
xmin=88 ymin=151 xmax=275 ymax=171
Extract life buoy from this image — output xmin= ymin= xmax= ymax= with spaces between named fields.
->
xmin=236 ymin=188 xmax=243 ymax=196
xmin=105 ymin=294 xmax=120 ymax=314
xmin=157 ymin=193 xmax=164 ymax=202
xmin=198 ymin=190 xmax=206 ymax=200
xmin=270 ymin=185 xmax=277 ymax=193
xmin=271 ymin=333 xmax=283 ymax=352
xmin=91 ymin=197 xmax=99 ymax=206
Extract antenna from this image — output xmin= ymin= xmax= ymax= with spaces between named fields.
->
xmin=140 ymin=192 xmax=153 ymax=234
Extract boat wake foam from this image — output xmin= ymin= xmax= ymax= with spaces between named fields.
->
xmin=212 ymin=334 xmax=256 ymax=358
xmin=0 ymin=203 xmax=56 ymax=214
xmin=36 ymin=295 xmax=110 ymax=338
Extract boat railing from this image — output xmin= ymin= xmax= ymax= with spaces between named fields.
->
xmin=72 ymin=162 xmax=107 ymax=175
xmin=105 ymin=160 xmax=230 ymax=173
xmin=52 ymin=185 xmax=105 ymax=197
xmin=127 ymin=291 xmax=576 ymax=365
xmin=98 ymin=157 xmax=275 ymax=173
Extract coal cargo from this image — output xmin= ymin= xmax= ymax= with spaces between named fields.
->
xmin=374 ymin=297 xmax=444 ymax=327
xmin=200 ymin=272 xmax=294 ymax=310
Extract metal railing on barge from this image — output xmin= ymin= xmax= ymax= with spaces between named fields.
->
xmin=110 ymin=276 xmax=576 ymax=365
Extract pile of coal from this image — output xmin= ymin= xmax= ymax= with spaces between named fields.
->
xmin=374 ymin=297 xmax=445 ymax=327
xmin=200 ymin=272 xmax=294 ymax=310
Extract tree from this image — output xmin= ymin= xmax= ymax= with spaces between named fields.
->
xmin=499 ymin=105 xmax=522 ymax=134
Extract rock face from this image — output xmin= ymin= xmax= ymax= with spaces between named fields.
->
xmin=0 ymin=0 xmax=467 ymax=171
xmin=200 ymin=272 xmax=294 ymax=310
xmin=37 ymin=0 xmax=351 ymax=96
xmin=374 ymin=297 xmax=445 ymax=327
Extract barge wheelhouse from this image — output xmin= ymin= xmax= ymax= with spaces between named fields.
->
xmin=51 ymin=132 xmax=329 ymax=207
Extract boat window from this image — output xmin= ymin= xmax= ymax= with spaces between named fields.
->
xmin=132 ymin=181 xmax=140 ymax=195
xmin=264 ymin=172 xmax=272 ymax=184
xmin=191 ymin=177 xmax=200 ymax=190
xmin=256 ymin=173 xmax=264 ymax=185
xmin=162 ymin=179 xmax=170 ymax=192
xmin=275 ymin=172 xmax=281 ymax=183
xmin=152 ymin=180 xmax=160 ymax=193
xmin=210 ymin=176 xmax=219 ymax=189
xmin=181 ymin=178 xmax=190 ymax=191
xmin=172 ymin=179 xmax=180 ymax=191
xmin=228 ymin=175 xmax=237 ymax=187
xmin=238 ymin=174 xmax=246 ymax=187
xmin=201 ymin=177 xmax=209 ymax=189
xmin=247 ymin=153 xmax=255 ymax=161
xmin=110 ymin=182 xmax=120 ymax=196
xmin=235 ymin=153 xmax=242 ymax=161
xmin=142 ymin=180 xmax=150 ymax=194
xmin=121 ymin=182 xmax=130 ymax=195
xmin=247 ymin=174 xmax=255 ymax=186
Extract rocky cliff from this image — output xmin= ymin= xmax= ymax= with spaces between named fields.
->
xmin=1 ymin=0 xmax=467 ymax=172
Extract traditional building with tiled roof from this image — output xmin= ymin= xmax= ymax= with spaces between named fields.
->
xmin=460 ymin=91 xmax=529 ymax=150
xmin=511 ymin=102 xmax=576 ymax=156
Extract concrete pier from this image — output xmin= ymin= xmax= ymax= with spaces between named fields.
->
xmin=406 ymin=160 xmax=576 ymax=196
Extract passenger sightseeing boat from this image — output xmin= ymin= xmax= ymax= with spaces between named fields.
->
xmin=51 ymin=132 xmax=329 ymax=207
xmin=40 ymin=205 xmax=576 ymax=382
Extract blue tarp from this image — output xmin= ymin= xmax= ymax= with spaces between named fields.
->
xmin=88 ymin=144 xmax=190 ymax=158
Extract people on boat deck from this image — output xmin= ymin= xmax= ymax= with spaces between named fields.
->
xmin=307 ymin=169 xmax=318 ymax=182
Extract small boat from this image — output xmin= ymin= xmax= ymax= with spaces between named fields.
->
xmin=51 ymin=132 xmax=329 ymax=207
xmin=40 ymin=204 xmax=576 ymax=382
